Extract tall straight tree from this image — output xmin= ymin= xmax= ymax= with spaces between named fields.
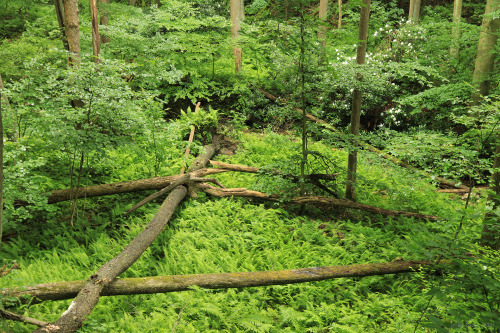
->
xmin=230 ymin=0 xmax=243 ymax=73
xmin=64 ymin=0 xmax=81 ymax=65
xmin=55 ymin=0 xmax=70 ymax=53
xmin=338 ymin=0 xmax=342 ymax=29
xmin=471 ymin=0 xmax=500 ymax=103
xmin=450 ymin=0 xmax=463 ymax=58
xmin=482 ymin=140 xmax=499 ymax=249
xmin=345 ymin=0 xmax=371 ymax=201
xmin=408 ymin=0 xmax=421 ymax=24
xmin=473 ymin=0 xmax=500 ymax=249
xmin=90 ymin=0 xmax=101 ymax=63
xmin=318 ymin=0 xmax=328 ymax=47
xmin=0 ymin=78 xmax=3 ymax=247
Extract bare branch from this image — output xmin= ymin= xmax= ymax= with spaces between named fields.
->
xmin=0 ymin=308 xmax=49 ymax=327
xmin=197 ymin=184 xmax=440 ymax=221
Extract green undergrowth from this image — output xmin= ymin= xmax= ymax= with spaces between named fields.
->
xmin=0 ymin=131 xmax=496 ymax=332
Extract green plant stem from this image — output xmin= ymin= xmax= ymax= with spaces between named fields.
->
xmin=0 ymin=84 xmax=3 ymax=247
xmin=299 ymin=7 xmax=307 ymax=198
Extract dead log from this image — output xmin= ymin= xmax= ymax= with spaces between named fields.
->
xmin=197 ymin=184 xmax=440 ymax=221
xmin=32 ymin=146 xmax=216 ymax=333
xmin=257 ymin=89 xmax=470 ymax=191
xmin=14 ymin=168 xmax=225 ymax=206
xmin=32 ymin=159 xmax=335 ymax=206
xmin=2 ymin=260 xmax=446 ymax=305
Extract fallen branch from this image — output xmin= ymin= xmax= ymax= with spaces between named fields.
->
xmin=180 ymin=101 xmax=201 ymax=174
xmin=197 ymin=184 xmax=440 ymax=220
xmin=32 ymin=146 xmax=217 ymax=333
xmin=257 ymin=89 xmax=469 ymax=191
xmin=123 ymin=173 xmax=191 ymax=215
xmin=1 ymin=260 xmax=446 ymax=305
xmin=436 ymin=188 xmax=485 ymax=194
xmin=0 ymin=308 xmax=49 ymax=328
xmin=14 ymin=168 xmax=226 ymax=206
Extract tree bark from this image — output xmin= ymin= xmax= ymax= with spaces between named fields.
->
xmin=2 ymin=260 xmax=447 ymax=306
xmin=33 ymin=146 xmax=216 ymax=333
xmin=197 ymin=184 xmax=440 ymax=221
xmin=33 ymin=186 xmax=187 ymax=332
xmin=0 ymin=70 xmax=19 ymax=142
xmin=345 ymin=0 xmax=371 ymax=201
xmin=471 ymin=0 xmax=500 ymax=103
xmin=338 ymin=0 xmax=342 ymax=29
xmin=63 ymin=0 xmax=81 ymax=65
xmin=0 ymin=78 xmax=3 ymax=246
xmin=481 ymin=138 xmax=500 ymax=249
xmin=230 ymin=0 xmax=243 ymax=74
xmin=55 ymin=0 xmax=70 ymax=53
xmin=411 ymin=0 xmax=421 ymax=24
xmin=408 ymin=0 xmax=414 ymax=22
xmin=98 ymin=0 xmax=111 ymax=44
xmin=23 ymin=160 xmax=337 ymax=207
xmin=90 ymin=0 xmax=101 ymax=63
xmin=40 ymin=168 xmax=223 ymax=204
xmin=318 ymin=0 xmax=328 ymax=47
xmin=257 ymin=88 xmax=470 ymax=191
xmin=450 ymin=0 xmax=463 ymax=58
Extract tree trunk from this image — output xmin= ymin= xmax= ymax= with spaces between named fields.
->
xmin=471 ymin=0 xmax=500 ymax=103
xmin=90 ymin=0 xmax=101 ymax=63
xmin=39 ymin=168 xmax=222 ymax=205
xmin=481 ymin=138 xmax=500 ymax=249
xmin=318 ymin=0 xmax=328 ymax=47
xmin=338 ymin=0 xmax=342 ymax=29
xmin=98 ymin=0 xmax=111 ymax=44
xmin=258 ymin=88 xmax=470 ymax=191
xmin=64 ymin=0 xmax=81 ymax=65
xmin=450 ymin=0 xmax=463 ymax=58
xmin=55 ymin=0 xmax=70 ymax=53
xmin=33 ymin=145 xmax=216 ymax=333
xmin=2 ymin=261 xmax=447 ymax=305
xmin=33 ymin=186 xmax=188 ymax=333
xmin=411 ymin=0 xmax=421 ymax=24
xmin=408 ymin=0 xmax=414 ymax=21
xmin=197 ymin=183 xmax=440 ymax=221
xmin=230 ymin=0 xmax=243 ymax=74
xmin=0 ymin=74 xmax=18 ymax=142
xmin=345 ymin=0 xmax=371 ymax=201
xmin=129 ymin=0 xmax=137 ymax=6
xmin=0 ymin=79 xmax=3 ymax=246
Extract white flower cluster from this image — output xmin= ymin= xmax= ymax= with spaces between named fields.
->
xmin=385 ymin=107 xmax=403 ymax=126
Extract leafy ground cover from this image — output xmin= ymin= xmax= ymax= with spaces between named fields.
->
xmin=0 ymin=0 xmax=498 ymax=331
xmin=1 ymin=129 xmax=496 ymax=332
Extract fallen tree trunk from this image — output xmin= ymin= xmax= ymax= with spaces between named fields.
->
xmin=32 ymin=146 xmax=216 ymax=333
xmin=1 ymin=260 xmax=446 ymax=305
xmin=15 ymin=168 xmax=225 ymax=205
xmin=33 ymin=186 xmax=188 ymax=333
xmin=31 ymin=160 xmax=336 ymax=206
xmin=198 ymin=184 xmax=440 ymax=221
xmin=257 ymin=89 xmax=469 ymax=191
